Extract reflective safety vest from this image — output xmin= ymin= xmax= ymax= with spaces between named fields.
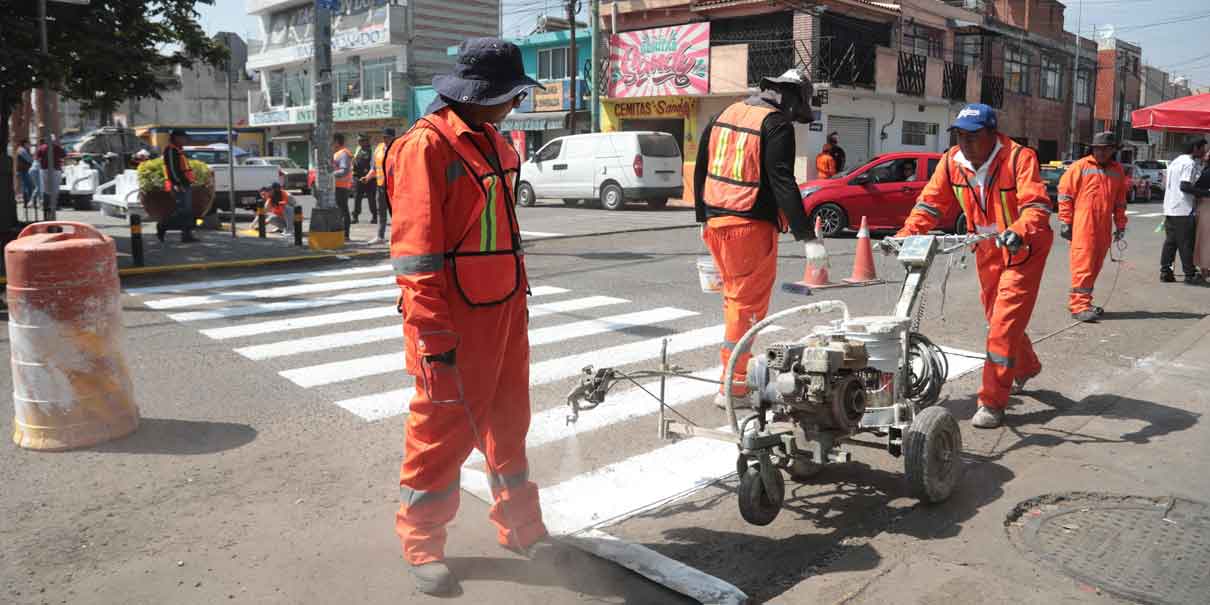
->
xmin=373 ymin=142 xmax=389 ymax=186
xmin=162 ymin=143 xmax=195 ymax=192
xmin=333 ymin=148 xmax=353 ymax=189
xmin=390 ymin=110 xmax=525 ymax=307
xmin=936 ymin=141 xmax=1050 ymax=235
xmin=702 ymin=102 xmax=775 ymax=213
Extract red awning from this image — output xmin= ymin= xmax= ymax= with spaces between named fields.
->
xmin=1131 ymin=93 xmax=1210 ymax=133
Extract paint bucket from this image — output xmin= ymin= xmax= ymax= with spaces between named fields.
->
xmin=696 ymin=255 xmax=722 ymax=293
xmin=841 ymin=316 xmax=910 ymax=373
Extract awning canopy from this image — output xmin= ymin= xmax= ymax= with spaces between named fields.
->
xmin=501 ymin=111 xmax=570 ymax=132
xmin=1132 ymin=93 xmax=1210 ymax=134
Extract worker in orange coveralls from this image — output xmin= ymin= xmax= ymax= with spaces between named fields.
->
xmin=385 ymin=38 xmax=546 ymax=595
xmin=1058 ymin=132 xmax=1128 ymax=322
xmin=816 ymin=141 xmax=838 ymax=179
xmin=694 ymin=69 xmax=821 ymax=409
xmin=895 ymin=103 xmax=1054 ymax=429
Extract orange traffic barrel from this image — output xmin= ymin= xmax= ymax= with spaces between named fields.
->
xmin=6 ymin=222 xmax=138 ymax=450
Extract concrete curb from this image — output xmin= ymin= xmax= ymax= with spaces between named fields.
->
xmin=113 ymin=249 xmax=385 ymax=280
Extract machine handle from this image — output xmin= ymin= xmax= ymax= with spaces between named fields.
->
xmin=17 ymin=221 xmax=106 ymax=240
xmin=552 ymin=164 xmax=568 ymax=170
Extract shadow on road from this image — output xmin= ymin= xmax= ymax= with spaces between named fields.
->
xmin=1099 ymin=310 xmax=1206 ymax=321
xmin=91 ymin=417 xmax=257 ymax=455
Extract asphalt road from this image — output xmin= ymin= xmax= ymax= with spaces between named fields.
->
xmin=3 ymin=201 xmax=1207 ymax=604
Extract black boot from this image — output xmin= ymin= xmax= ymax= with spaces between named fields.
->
xmin=156 ymin=224 xmax=166 ymax=243
xmin=181 ymin=230 xmax=199 ymax=243
xmin=1161 ymin=269 xmax=1176 ymax=283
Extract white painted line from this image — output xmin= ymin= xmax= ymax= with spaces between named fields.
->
xmin=521 ymin=230 xmax=565 ymax=238
xmin=167 ymin=285 xmax=568 ymax=323
xmin=124 ymin=263 xmax=392 ymax=295
xmin=529 ymin=307 xmax=697 ymax=346
xmin=237 ymin=324 xmax=400 ymax=360
xmin=1125 ymin=210 xmax=1139 ymax=216
xmin=202 ymin=294 xmax=626 ymax=341
xmin=1139 ymin=212 xmax=1164 ymax=218
xmin=334 ymin=388 xmax=416 ymax=423
xmin=939 ymin=346 xmax=986 ymax=380
xmin=145 ymin=275 xmax=393 ymax=309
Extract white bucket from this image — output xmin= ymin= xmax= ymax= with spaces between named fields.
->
xmin=842 ymin=315 xmax=910 ymax=373
xmin=697 ymin=255 xmax=722 ymax=293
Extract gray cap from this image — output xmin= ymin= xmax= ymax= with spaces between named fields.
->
xmin=1090 ymin=131 xmax=1119 ymax=147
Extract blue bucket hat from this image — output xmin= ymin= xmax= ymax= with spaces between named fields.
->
xmin=950 ymin=103 xmax=998 ymax=132
xmin=428 ymin=38 xmax=544 ymax=114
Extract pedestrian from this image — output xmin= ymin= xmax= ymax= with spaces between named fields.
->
xmin=250 ymin=183 xmax=291 ymax=234
xmin=1057 ymin=132 xmax=1128 ymax=322
xmin=36 ymin=136 xmax=66 ymax=211
xmin=1160 ymin=139 xmax=1207 ymax=284
xmin=694 ymin=68 xmax=820 ymax=408
xmin=384 ymin=37 xmax=547 ymax=595
xmin=828 ymin=131 xmax=846 ymax=173
xmin=816 ymin=140 xmax=837 ymax=179
xmin=131 ymin=149 xmax=150 ymax=170
xmin=896 ymin=103 xmax=1054 ymax=429
xmin=366 ymin=127 xmax=395 ymax=245
xmin=351 ymin=133 xmax=374 ymax=224
xmin=331 ymin=133 xmax=353 ymax=238
xmin=157 ymin=129 xmax=198 ymax=243
xmin=15 ymin=140 xmax=35 ymax=206
xmin=1193 ymin=147 xmax=1210 ymax=272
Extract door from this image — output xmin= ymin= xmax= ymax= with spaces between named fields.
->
xmin=828 ymin=116 xmax=872 ymax=171
xmin=559 ymin=136 xmax=597 ymax=198
xmin=529 ymin=139 xmax=565 ymax=197
xmin=286 ymin=141 xmax=309 ymax=169
xmin=860 ymin=157 xmax=921 ymax=228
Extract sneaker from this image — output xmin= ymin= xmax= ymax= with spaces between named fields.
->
xmin=370 ymin=217 xmax=378 ymax=225
xmin=1186 ymin=273 xmax=1206 ymax=286
xmin=1161 ymin=270 xmax=1176 ymax=283
xmin=971 ymin=405 xmax=1005 ymax=429
xmin=408 ymin=561 xmax=453 ymax=595
xmin=1072 ymin=309 xmax=1099 ymax=322
xmin=365 ymin=236 xmax=384 ymax=245
xmin=351 ymin=217 xmax=360 ymax=225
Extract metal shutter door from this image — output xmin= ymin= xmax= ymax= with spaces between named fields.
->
xmin=828 ymin=116 xmax=872 ymax=170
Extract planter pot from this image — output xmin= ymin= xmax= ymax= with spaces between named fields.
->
xmin=140 ymin=184 xmax=215 ymax=223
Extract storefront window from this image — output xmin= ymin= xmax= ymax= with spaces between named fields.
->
xmin=538 ymin=47 xmax=568 ymax=80
xmin=335 ymin=59 xmax=361 ymax=103
xmin=286 ymin=70 xmax=311 ymax=107
xmin=269 ymin=69 xmax=285 ymax=107
xmin=363 ymin=57 xmax=394 ymax=100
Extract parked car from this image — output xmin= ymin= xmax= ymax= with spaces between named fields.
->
xmin=1122 ymin=164 xmax=1151 ymax=203
xmin=245 ymin=156 xmax=310 ymax=193
xmin=184 ymin=145 xmax=279 ymax=210
xmin=518 ymin=132 xmax=683 ymax=210
xmin=1132 ymin=160 xmax=1165 ymax=200
xmin=1040 ymin=165 xmax=1064 ymax=206
xmin=799 ymin=152 xmax=955 ymax=237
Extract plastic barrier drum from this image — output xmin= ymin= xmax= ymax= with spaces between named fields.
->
xmin=6 ymin=222 xmax=138 ymax=450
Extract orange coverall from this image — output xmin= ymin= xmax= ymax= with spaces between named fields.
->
xmin=816 ymin=145 xmax=837 ymax=179
xmin=898 ymin=134 xmax=1054 ymax=409
xmin=1058 ymin=156 xmax=1128 ymax=313
xmin=387 ymin=107 xmax=546 ymax=565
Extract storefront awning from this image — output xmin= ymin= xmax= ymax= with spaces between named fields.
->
xmin=501 ymin=111 xmax=569 ymax=132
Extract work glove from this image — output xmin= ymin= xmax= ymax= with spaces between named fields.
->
xmin=420 ymin=349 xmax=462 ymax=404
xmin=1114 ymin=228 xmax=1126 ymax=242
xmin=1059 ymin=223 xmax=1072 ymax=241
xmin=998 ymin=229 xmax=1025 ymax=255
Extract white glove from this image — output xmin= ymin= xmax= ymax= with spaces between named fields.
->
xmin=804 ymin=240 xmax=829 ymax=267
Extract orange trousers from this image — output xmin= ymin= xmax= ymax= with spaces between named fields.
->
xmin=975 ymin=230 xmax=1053 ymax=408
xmin=395 ymin=291 xmax=546 ymax=565
xmin=1068 ymin=222 xmax=1113 ymax=314
xmin=704 ymin=216 xmax=779 ymax=395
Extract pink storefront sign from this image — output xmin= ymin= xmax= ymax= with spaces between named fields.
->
xmin=608 ymin=23 xmax=710 ymax=98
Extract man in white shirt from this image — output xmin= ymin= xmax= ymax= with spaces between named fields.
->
xmin=1161 ymin=139 xmax=1208 ymax=284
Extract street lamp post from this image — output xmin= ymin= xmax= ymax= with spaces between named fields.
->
xmin=40 ymin=0 xmax=91 ymax=222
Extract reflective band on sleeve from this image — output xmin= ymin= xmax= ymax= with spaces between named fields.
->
xmin=986 ymin=351 xmax=1014 ymax=368
xmin=721 ymin=339 xmax=737 ymax=352
xmin=400 ymin=477 xmax=459 ymax=508
xmin=1021 ymin=202 xmax=1052 ymax=214
xmin=1058 ymin=194 xmax=1073 ymax=202
xmin=393 ymin=253 xmax=445 ymax=274
xmin=914 ymin=202 xmax=943 ymax=218
xmin=1082 ymin=168 xmax=1106 ymax=176
xmin=1071 ymin=287 xmax=1094 ymax=294
xmin=489 ymin=468 xmax=529 ymax=491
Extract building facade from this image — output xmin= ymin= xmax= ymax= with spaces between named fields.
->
xmin=1135 ymin=65 xmax=1196 ymax=162
xmin=1094 ymin=37 xmax=1142 ymax=162
xmin=244 ymin=0 xmax=498 ymax=167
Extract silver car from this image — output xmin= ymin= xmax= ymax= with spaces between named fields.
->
xmin=1132 ymin=160 xmax=1166 ymax=200
xmin=244 ymin=156 xmax=310 ymax=193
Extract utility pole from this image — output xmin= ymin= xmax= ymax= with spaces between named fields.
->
xmin=314 ymin=0 xmax=334 ymax=211
xmin=1115 ymin=48 xmax=1126 ymax=144
xmin=38 ymin=0 xmax=55 ymax=221
xmin=225 ymin=33 xmax=237 ymax=239
xmin=1067 ymin=0 xmax=1083 ymax=160
xmin=567 ymin=0 xmax=578 ymax=134
xmin=590 ymin=0 xmax=600 ymax=132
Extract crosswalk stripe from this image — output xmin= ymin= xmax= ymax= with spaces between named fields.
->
xmin=1139 ymin=212 xmax=1164 ymax=218
xmin=333 ymin=326 xmax=783 ymax=421
xmin=1125 ymin=210 xmax=1139 ymax=216
xmin=167 ymin=285 xmax=567 ymax=323
xmin=125 ymin=263 xmax=392 ymax=295
xmin=529 ymin=307 xmax=698 ymax=347
xmin=521 ymin=230 xmax=564 ymax=238
xmin=201 ymin=294 xmax=628 ymax=342
xmin=145 ymin=275 xmax=393 ymax=309
xmin=285 ymin=310 xmax=713 ymax=389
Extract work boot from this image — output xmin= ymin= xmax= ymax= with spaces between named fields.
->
xmin=155 ymin=224 xmax=166 ymax=243
xmin=1072 ymin=309 xmax=1099 ymax=323
xmin=408 ymin=561 xmax=454 ymax=595
xmin=971 ymin=405 xmax=1005 ymax=429
xmin=1186 ymin=272 xmax=1206 ymax=286
xmin=1161 ymin=269 xmax=1176 ymax=283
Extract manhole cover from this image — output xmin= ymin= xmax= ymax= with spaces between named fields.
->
xmin=1008 ymin=493 xmax=1210 ymax=605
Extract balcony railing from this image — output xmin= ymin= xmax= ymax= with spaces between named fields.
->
xmin=943 ymin=62 xmax=968 ymax=102
xmin=813 ymin=38 xmax=877 ymax=88
xmin=897 ymin=52 xmax=927 ymax=97
xmin=981 ymin=75 xmax=1004 ymax=108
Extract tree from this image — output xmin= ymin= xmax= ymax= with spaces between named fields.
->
xmin=0 ymin=0 xmax=228 ymax=232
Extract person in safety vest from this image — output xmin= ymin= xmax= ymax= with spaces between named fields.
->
xmin=385 ymin=38 xmax=546 ymax=596
xmin=694 ymin=68 xmax=821 ymax=409
xmin=159 ymin=128 xmax=198 ymax=243
xmin=816 ymin=142 xmax=838 ymax=179
xmin=332 ymin=134 xmax=354 ymax=238
xmin=894 ymin=104 xmax=1054 ymax=429
xmin=352 ymin=133 xmax=375 ymax=225
xmin=366 ymin=127 xmax=396 ymax=245
xmin=1058 ymin=132 xmax=1128 ymax=322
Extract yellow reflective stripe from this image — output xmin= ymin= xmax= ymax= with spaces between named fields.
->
xmin=488 ymin=178 xmax=498 ymax=251
xmin=712 ymin=129 xmax=730 ymax=176
xmin=480 ymin=176 xmax=498 ymax=251
xmin=731 ymin=132 xmax=749 ymax=181
xmin=953 ymin=186 xmax=968 ymax=217
xmin=999 ymin=191 xmax=1016 ymax=225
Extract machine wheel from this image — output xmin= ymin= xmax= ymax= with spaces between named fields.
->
xmin=647 ymin=198 xmax=669 ymax=210
xmin=518 ymin=182 xmax=536 ymax=207
xmin=600 ymin=183 xmax=625 ymax=211
xmin=811 ymin=203 xmax=847 ymax=237
xmin=904 ymin=406 xmax=963 ymax=503
xmin=738 ymin=463 xmax=784 ymax=526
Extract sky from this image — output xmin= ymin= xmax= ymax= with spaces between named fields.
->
xmin=196 ymin=0 xmax=1210 ymax=88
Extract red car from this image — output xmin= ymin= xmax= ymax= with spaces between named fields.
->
xmin=799 ymin=152 xmax=962 ymax=237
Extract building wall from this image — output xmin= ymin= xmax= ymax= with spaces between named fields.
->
xmin=1095 ymin=49 xmax=1116 ymax=122
xmin=411 ymin=0 xmax=499 ymax=82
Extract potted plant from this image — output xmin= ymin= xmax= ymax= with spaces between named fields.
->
xmin=136 ymin=158 xmax=214 ymax=222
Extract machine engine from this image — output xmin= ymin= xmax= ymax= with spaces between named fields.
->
xmin=747 ymin=334 xmax=882 ymax=432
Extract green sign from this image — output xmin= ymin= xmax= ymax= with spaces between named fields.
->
xmin=250 ymin=99 xmax=407 ymax=126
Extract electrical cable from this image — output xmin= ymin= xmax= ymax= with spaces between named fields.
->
xmin=906 ymin=332 xmax=948 ymax=408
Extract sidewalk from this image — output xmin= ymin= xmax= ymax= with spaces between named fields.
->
xmin=779 ymin=316 xmax=1210 ymax=604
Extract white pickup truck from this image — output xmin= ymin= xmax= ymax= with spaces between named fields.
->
xmin=184 ymin=146 xmax=279 ymax=210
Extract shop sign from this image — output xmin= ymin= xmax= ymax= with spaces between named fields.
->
xmin=249 ymin=0 xmax=390 ymax=67
xmin=533 ymin=81 xmax=565 ymax=112
xmin=250 ymin=99 xmax=406 ymax=126
xmin=612 ymin=98 xmax=696 ymax=119
xmin=608 ymin=23 xmax=709 ymax=98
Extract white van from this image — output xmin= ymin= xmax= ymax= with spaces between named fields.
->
xmin=518 ymin=131 xmax=683 ymax=210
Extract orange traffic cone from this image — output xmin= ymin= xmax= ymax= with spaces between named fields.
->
xmin=843 ymin=216 xmax=883 ymax=285
xmin=782 ymin=216 xmax=833 ymax=295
